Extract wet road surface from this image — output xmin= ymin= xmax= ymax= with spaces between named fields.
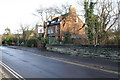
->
xmin=0 ymin=46 xmax=119 ymax=78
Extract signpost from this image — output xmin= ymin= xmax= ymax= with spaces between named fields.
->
xmin=38 ymin=27 xmax=44 ymax=33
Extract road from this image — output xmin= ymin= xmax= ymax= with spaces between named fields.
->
xmin=0 ymin=46 xmax=119 ymax=79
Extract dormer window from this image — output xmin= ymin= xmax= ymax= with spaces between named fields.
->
xmin=47 ymin=22 xmax=49 ymax=25
xmin=58 ymin=18 xmax=61 ymax=22
xmin=76 ymin=18 xmax=78 ymax=23
xmin=51 ymin=21 xmax=56 ymax=24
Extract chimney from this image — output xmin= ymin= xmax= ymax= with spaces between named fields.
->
xmin=51 ymin=16 xmax=56 ymax=20
xmin=69 ymin=6 xmax=76 ymax=15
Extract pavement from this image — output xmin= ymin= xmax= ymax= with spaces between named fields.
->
xmin=7 ymin=46 xmax=119 ymax=73
xmin=0 ymin=68 xmax=11 ymax=79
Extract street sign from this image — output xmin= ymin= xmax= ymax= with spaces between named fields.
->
xmin=38 ymin=27 xmax=44 ymax=33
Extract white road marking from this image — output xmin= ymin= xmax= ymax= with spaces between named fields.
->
xmin=0 ymin=61 xmax=25 ymax=80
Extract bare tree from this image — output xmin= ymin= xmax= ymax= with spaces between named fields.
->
xmin=4 ymin=27 xmax=11 ymax=35
xmin=33 ymin=3 xmax=71 ymax=38
xmin=34 ymin=3 xmax=71 ymax=24
xmin=20 ymin=24 xmax=34 ymax=41
xmin=77 ymin=0 xmax=118 ymax=45
xmin=95 ymin=0 xmax=118 ymax=44
xmin=54 ymin=3 xmax=71 ymax=14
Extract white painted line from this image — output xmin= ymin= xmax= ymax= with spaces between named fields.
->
xmin=1 ymin=61 xmax=24 ymax=79
xmin=0 ymin=61 xmax=25 ymax=80
xmin=0 ymin=61 xmax=19 ymax=79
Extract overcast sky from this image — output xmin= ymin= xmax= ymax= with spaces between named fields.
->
xmin=0 ymin=0 xmax=119 ymax=34
xmin=0 ymin=0 xmax=78 ymax=34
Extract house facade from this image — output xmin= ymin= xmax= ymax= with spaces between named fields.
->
xmin=47 ymin=7 xmax=88 ymax=44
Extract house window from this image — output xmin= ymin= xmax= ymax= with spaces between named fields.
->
xmin=48 ymin=28 xmax=53 ymax=34
xmin=58 ymin=19 xmax=61 ymax=22
xmin=51 ymin=21 xmax=55 ymax=24
xmin=48 ymin=29 xmax=51 ymax=34
xmin=51 ymin=29 xmax=53 ymax=33
xmin=55 ymin=26 xmax=58 ymax=33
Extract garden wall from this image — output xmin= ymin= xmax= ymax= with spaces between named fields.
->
xmin=46 ymin=44 xmax=120 ymax=60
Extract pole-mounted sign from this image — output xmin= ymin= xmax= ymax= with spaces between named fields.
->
xmin=38 ymin=27 xmax=44 ymax=33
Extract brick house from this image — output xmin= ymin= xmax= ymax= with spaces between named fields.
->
xmin=47 ymin=7 xmax=88 ymax=44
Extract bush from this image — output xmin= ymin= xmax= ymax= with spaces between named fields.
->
xmin=41 ymin=38 xmax=49 ymax=44
xmin=41 ymin=38 xmax=49 ymax=49
xmin=49 ymin=38 xmax=59 ymax=44
xmin=2 ymin=36 xmax=17 ymax=45
xmin=105 ymin=38 xmax=120 ymax=45
xmin=26 ymin=38 xmax=38 ymax=47
xmin=62 ymin=30 xmax=71 ymax=44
